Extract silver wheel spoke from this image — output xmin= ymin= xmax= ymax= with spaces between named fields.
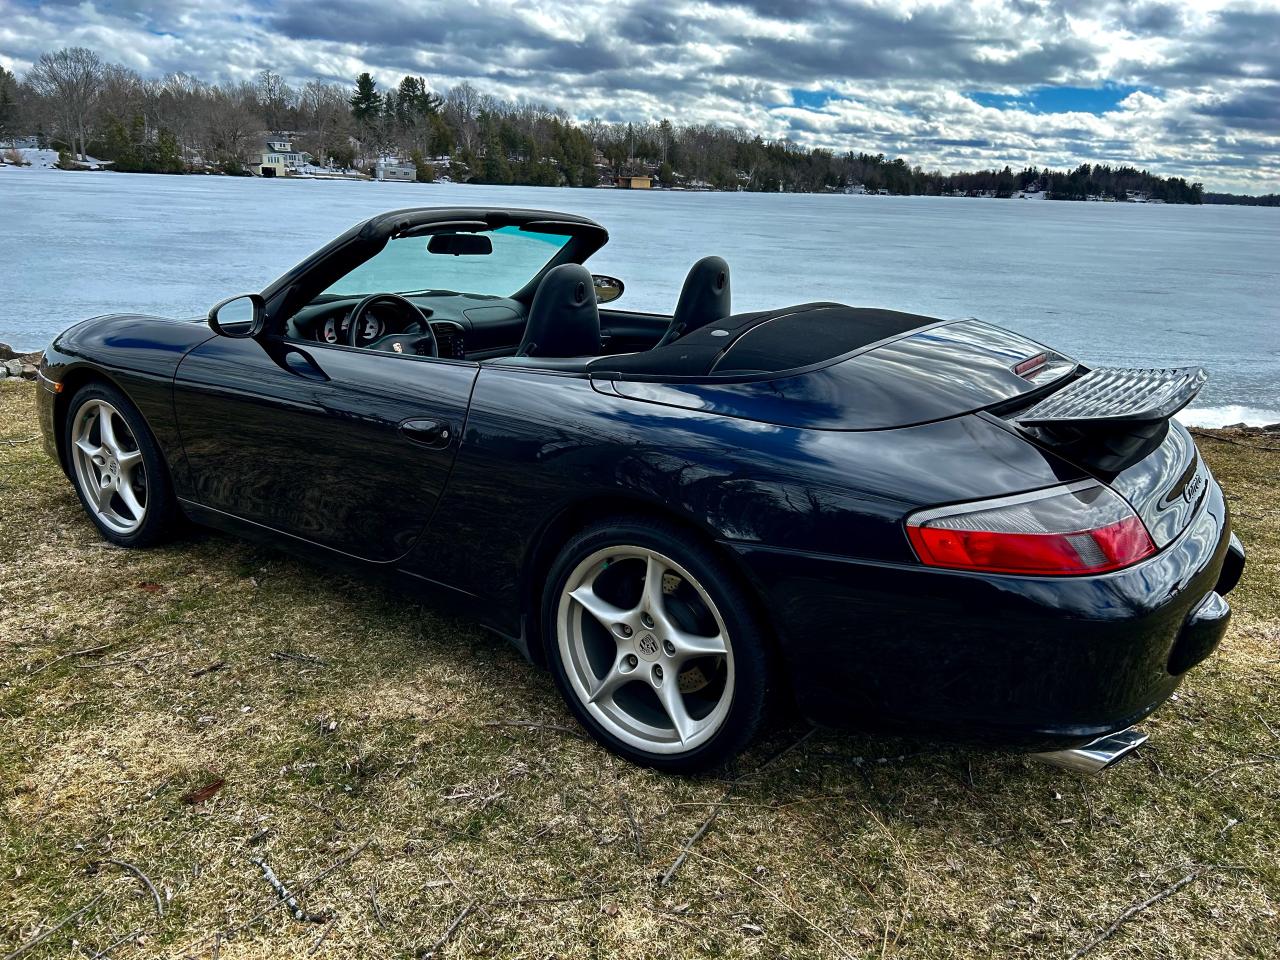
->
xmin=115 ymin=478 xmax=145 ymax=521
xmin=116 ymin=448 xmax=143 ymax=471
xmin=668 ymin=626 xmax=727 ymax=661
xmin=642 ymin=553 xmax=668 ymax=618
xmin=75 ymin=436 xmax=102 ymax=460
xmin=96 ymin=404 xmax=120 ymax=453
xmin=653 ymin=676 xmax=697 ymax=745
xmin=569 ymin=583 xmax=634 ymax=633
xmin=588 ymin=657 xmax=632 ymax=704
xmin=89 ymin=478 xmax=111 ymax=511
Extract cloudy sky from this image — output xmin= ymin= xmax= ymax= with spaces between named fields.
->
xmin=2 ymin=0 xmax=1277 ymax=192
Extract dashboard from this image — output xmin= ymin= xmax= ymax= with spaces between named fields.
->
xmin=288 ymin=291 xmax=528 ymax=360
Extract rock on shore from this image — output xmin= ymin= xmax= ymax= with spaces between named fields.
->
xmin=0 ymin=343 xmax=40 ymax=381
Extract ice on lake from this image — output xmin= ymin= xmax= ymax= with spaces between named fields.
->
xmin=1 ymin=167 xmax=1277 ymax=424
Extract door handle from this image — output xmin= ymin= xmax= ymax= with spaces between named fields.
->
xmin=279 ymin=345 xmax=331 ymax=381
xmin=400 ymin=418 xmax=453 ymax=449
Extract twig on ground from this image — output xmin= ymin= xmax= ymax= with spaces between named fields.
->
xmin=306 ymin=922 xmax=334 ymax=956
xmin=2 ymin=893 xmax=104 ymax=960
xmin=660 ymin=727 xmax=816 ymax=887
xmin=1196 ymin=754 xmax=1280 ymax=785
xmin=78 ymin=651 xmax=172 ymax=671
xmin=1258 ymin=715 xmax=1280 ymax=741
xmin=421 ymin=901 xmax=476 ymax=957
xmin=1189 ymin=429 xmax=1280 ymax=452
xmin=190 ymin=660 xmax=227 ymax=678
xmin=686 ymin=848 xmax=853 ymax=959
xmin=185 ymin=839 xmax=372 ymax=954
xmin=270 ymin=650 xmax=329 ymax=666
xmin=489 ymin=888 xmax=618 ymax=908
xmin=87 ymin=928 xmax=141 ymax=960
xmin=368 ymin=884 xmax=388 ymax=928
xmin=483 ymin=719 xmax=587 ymax=739
xmin=1068 ymin=869 xmax=1206 ymax=960
xmin=102 ymin=858 xmax=164 ymax=918
xmin=27 ymin=642 xmax=112 ymax=676
xmin=250 ymin=857 xmax=329 ymax=923
xmin=618 ymin=793 xmax=646 ymax=862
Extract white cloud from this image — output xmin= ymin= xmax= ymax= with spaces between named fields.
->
xmin=0 ymin=0 xmax=1276 ymax=191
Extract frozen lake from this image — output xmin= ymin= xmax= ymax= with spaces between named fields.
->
xmin=2 ymin=168 xmax=1277 ymax=425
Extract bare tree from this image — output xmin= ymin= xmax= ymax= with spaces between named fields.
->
xmin=201 ymin=82 xmax=259 ymax=170
xmin=25 ymin=47 xmax=104 ymax=160
xmin=300 ymin=80 xmax=350 ymax=165
xmin=443 ymin=81 xmax=481 ymax=155
xmin=256 ymin=70 xmax=294 ymax=132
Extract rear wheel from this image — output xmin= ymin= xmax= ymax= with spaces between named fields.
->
xmin=64 ymin=382 xmax=178 ymax=548
xmin=543 ymin=518 xmax=770 ymax=772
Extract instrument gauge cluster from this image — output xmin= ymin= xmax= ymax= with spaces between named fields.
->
xmin=322 ymin=311 xmax=385 ymax=345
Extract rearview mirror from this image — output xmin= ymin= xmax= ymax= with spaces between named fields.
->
xmin=593 ymin=275 xmax=625 ymax=304
xmin=427 ymin=233 xmax=493 ymax=256
xmin=207 ymin=293 xmax=265 ymax=339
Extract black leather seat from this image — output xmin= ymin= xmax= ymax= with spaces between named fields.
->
xmin=515 ymin=263 xmax=602 ymax=358
xmin=655 ymin=256 xmax=731 ymax=348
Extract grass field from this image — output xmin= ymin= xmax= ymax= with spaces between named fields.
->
xmin=1 ymin=377 xmax=1277 ymax=959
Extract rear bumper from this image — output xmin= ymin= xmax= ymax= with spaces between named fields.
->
xmin=730 ymin=476 xmax=1241 ymax=751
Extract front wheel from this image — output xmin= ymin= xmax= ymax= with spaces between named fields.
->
xmin=64 ymin=381 xmax=179 ymax=548
xmin=543 ymin=518 xmax=770 ymax=773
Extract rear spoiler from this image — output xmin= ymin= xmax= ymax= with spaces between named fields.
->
xmin=1016 ymin=367 xmax=1207 ymax=428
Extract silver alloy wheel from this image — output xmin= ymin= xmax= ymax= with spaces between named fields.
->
xmin=557 ymin=546 xmax=734 ymax=754
xmin=70 ymin=398 xmax=148 ymax=535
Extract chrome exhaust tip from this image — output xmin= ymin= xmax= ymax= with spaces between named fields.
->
xmin=1031 ymin=728 xmax=1149 ymax=775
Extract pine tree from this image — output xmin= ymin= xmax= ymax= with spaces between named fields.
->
xmin=349 ymin=73 xmax=381 ymax=124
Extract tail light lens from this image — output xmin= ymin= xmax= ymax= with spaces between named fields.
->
xmin=905 ymin=480 xmax=1155 ymax=575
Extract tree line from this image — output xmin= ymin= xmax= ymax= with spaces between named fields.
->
xmin=0 ymin=46 xmax=1245 ymax=204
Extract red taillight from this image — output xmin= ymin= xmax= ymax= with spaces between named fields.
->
xmin=905 ymin=481 xmax=1156 ymax=575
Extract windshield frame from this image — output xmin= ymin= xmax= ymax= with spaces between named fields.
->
xmin=259 ymin=208 xmax=609 ymax=335
xmin=318 ymin=224 xmax=574 ymax=301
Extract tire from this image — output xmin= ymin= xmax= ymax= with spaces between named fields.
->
xmin=63 ymin=381 xmax=179 ymax=548
xmin=543 ymin=517 xmax=770 ymax=773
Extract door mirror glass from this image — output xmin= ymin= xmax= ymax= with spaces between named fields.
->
xmin=208 ymin=294 xmax=265 ymax=338
xmin=592 ymin=275 xmax=625 ymax=304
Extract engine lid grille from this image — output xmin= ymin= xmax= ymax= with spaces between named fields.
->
xmin=1016 ymin=366 xmax=1206 ymax=427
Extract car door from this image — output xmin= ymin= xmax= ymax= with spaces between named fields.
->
xmin=172 ymin=334 xmax=476 ymax=563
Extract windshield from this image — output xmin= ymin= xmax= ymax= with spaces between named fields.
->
xmin=320 ymin=225 xmax=571 ymax=299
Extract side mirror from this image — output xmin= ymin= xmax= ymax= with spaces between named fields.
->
xmin=592 ymin=275 xmax=625 ymax=305
xmin=208 ymin=294 xmax=266 ymax=338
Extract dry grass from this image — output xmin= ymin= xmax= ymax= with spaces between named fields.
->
xmin=1 ymin=377 xmax=1277 ymax=959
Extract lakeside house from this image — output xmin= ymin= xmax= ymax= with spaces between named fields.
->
xmin=258 ymin=135 xmax=310 ymax=177
xmin=374 ymin=158 xmax=417 ymax=181
xmin=616 ymin=174 xmax=652 ymax=189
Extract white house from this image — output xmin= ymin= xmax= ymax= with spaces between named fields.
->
xmin=375 ymin=158 xmax=417 ymax=181
xmin=258 ymin=135 xmax=310 ymax=177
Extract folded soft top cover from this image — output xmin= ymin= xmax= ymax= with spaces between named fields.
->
xmin=590 ymin=302 xmax=938 ymax=378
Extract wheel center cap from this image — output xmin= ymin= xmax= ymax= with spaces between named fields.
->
xmin=636 ymin=632 xmax=660 ymax=660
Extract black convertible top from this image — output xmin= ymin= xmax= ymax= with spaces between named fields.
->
xmin=590 ymin=302 xmax=937 ymax=379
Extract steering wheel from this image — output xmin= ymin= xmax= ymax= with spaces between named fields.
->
xmin=345 ymin=293 xmax=437 ymax=357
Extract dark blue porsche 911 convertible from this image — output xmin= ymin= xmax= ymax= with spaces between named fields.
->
xmin=36 ymin=207 xmax=1245 ymax=773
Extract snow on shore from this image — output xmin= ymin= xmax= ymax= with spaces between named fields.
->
xmin=0 ymin=147 xmax=111 ymax=170
xmin=1177 ymin=405 xmax=1280 ymax=429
